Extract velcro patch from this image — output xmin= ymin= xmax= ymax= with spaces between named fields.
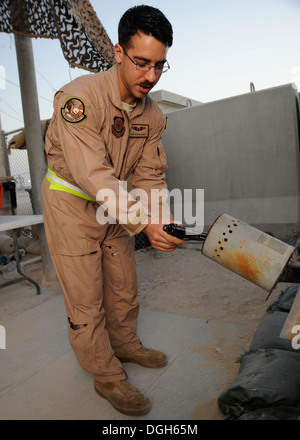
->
xmin=112 ymin=116 xmax=125 ymax=138
xmin=61 ymin=97 xmax=89 ymax=126
xmin=129 ymin=124 xmax=149 ymax=138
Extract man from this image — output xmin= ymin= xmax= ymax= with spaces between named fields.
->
xmin=42 ymin=5 xmax=184 ymax=416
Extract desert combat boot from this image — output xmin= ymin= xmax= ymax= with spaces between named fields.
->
xmin=94 ymin=378 xmax=151 ymax=415
xmin=117 ymin=346 xmax=167 ymax=368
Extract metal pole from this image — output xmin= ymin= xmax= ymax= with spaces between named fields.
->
xmin=0 ymin=114 xmax=12 ymax=215
xmin=14 ymin=34 xmax=56 ymax=282
xmin=0 ymin=114 xmax=10 ymax=177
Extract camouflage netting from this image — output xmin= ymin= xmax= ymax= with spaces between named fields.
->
xmin=0 ymin=0 xmax=115 ymax=72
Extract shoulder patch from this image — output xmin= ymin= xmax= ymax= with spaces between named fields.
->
xmin=61 ymin=96 xmax=89 ymax=126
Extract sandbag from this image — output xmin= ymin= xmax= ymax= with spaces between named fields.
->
xmin=249 ymin=311 xmax=300 ymax=353
xmin=268 ymin=284 xmax=299 ymax=313
xmin=218 ymin=348 xmax=300 ymax=419
xmin=238 ymin=406 xmax=300 ymax=420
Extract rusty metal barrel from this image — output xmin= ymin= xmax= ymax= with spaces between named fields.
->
xmin=202 ymin=213 xmax=295 ymax=292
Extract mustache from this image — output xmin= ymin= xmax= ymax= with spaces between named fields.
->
xmin=138 ymin=81 xmax=154 ymax=88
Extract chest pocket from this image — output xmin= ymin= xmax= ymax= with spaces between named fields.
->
xmin=122 ymin=138 xmax=146 ymax=177
xmin=102 ymin=135 xmax=116 ymax=168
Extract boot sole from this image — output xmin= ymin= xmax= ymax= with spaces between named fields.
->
xmin=94 ymin=385 xmax=151 ymax=416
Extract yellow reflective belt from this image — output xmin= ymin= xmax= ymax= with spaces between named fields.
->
xmin=46 ymin=168 xmax=95 ymax=201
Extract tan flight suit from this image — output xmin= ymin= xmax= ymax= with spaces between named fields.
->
xmin=42 ymin=63 xmax=171 ymax=382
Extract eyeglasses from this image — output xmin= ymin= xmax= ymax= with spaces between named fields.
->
xmin=122 ymin=47 xmax=170 ymax=74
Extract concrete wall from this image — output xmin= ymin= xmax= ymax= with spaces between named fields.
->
xmin=162 ymin=84 xmax=300 ymax=238
xmin=150 ymin=89 xmax=202 ymax=113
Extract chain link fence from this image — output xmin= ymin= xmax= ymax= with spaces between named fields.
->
xmin=4 ymin=129 xmax=33 ymax=215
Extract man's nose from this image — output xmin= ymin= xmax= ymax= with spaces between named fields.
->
xmin=144 ymin=67 xmax=157 ymax=82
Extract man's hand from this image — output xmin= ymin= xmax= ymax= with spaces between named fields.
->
xmin=144 ymin=222 xmax=186 ymax=252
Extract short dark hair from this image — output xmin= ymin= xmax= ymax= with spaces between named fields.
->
xmin=118 ymin=5 xmax=173 ymax=49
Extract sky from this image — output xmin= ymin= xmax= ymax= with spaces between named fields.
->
xmin=0 ymin=0 xmax=300 ymax=133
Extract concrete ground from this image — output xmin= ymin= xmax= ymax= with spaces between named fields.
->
xmin=0 ymin=246 xmax=285 ymax=420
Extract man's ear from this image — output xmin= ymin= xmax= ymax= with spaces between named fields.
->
xmin=114 ymin=43 xmax=123 ymax=64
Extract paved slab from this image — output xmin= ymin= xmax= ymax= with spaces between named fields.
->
xmin=0 ymin=283 xmax=236 ymax=420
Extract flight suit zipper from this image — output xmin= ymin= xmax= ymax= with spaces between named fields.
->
xmin=117 ymin=110 xmax=131 ymax=179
